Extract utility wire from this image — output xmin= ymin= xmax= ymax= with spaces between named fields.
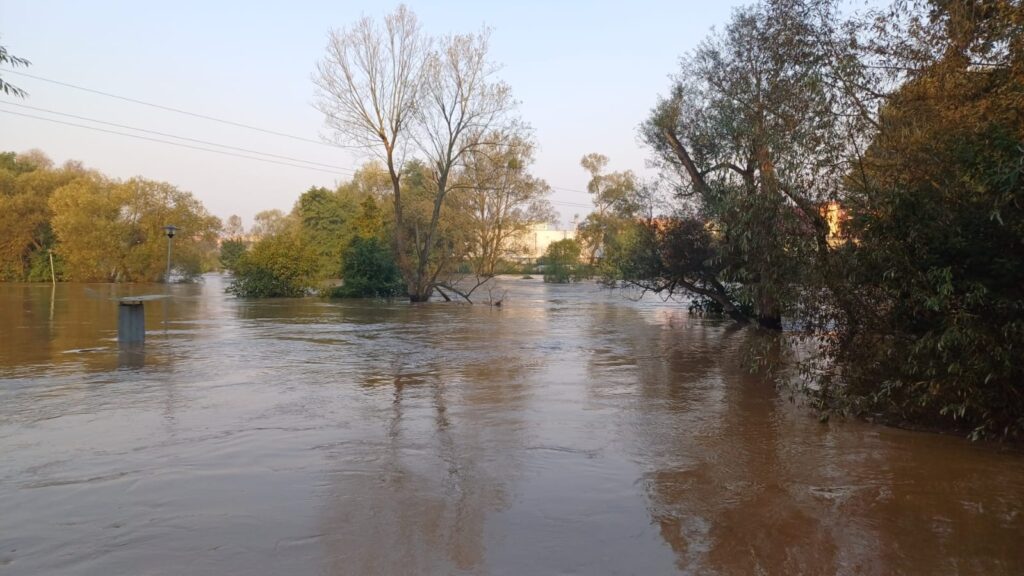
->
xmin=1 ymin=68 xmax=597 ymax=197
xmin=1 ymin=108 xmax=594 ymax=208
xmin=0 ymin=101 xmax=359 ymax=173
xmin=0 ymin=68 xmax=347 ymax=149
xmin=0 ymin=109 xmax=352 ymax=176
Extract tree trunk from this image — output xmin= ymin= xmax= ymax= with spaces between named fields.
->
xmin=755 ymin=293 xmax=782 ymax=330
xmin=409 ymin=290 xmax=432 ymax=303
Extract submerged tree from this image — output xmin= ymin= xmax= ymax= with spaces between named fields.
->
xmin=576 ymin=153 xmax=642 ymax=271
xmin=542 ymin=238 xmax=583 ymax=284
xmin=314 ymin=5 xmax=522 ymax=302
xmin=49 ymin=176 xmax=221 ymax=282
xmin=455 ymin=131 xmax=555 ymax=279
xmin=228 ymin=230 xmax=318 ymax=298
xmin=0 ymin=151 xmax=82 ymax=281
xmin=638 ymin=0 xmax=872 ymax=328
xmin=810 ymin=0 xmax=1024 ymax=438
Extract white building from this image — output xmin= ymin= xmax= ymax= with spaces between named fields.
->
xmin=513 ymin=223 xmax=577 ymax=261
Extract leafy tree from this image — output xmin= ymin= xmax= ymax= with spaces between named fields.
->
xmin=611 ymin=215 xmax=754 ymax=322
xmin=219 ymin=239 xmax=247 ymax=272
xmin=49 ymin=176 xmax=220 ymax=281
xmin=330 ymin=236 xmax=405 ymax=298
xmin=456 ymin=132 xmax=555 ymax=279
xmin=542 ymin=238 xmax=583 ymax=284
xmin=250 ymin=209 xmax=289 ymax=240
xmin=353 ymin=195 xmax=386 ymax=240
xmin=576 ymin=153 xmax=642 ymax=271
xmin=639 ymin=0 xmax=868 ymax=328
xmin=293 ymin=185 xmax=359 ymax=279
xmin=228 ymin=232 xmax=318 ymax=297
xmin=0 ymin=151 xmax=81 ymax=280
xmin=810 ymin=0 xmax=1024 ymax=438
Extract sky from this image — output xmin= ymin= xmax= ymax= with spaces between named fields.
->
xmin=1 ymin=1 xmax=748 ymax=228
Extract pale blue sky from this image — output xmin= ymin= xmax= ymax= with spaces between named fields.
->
xmin=1 ymin=1 xmax=747 ymax=226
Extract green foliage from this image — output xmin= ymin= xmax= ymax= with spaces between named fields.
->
xmin=49 ymin=175 xmax=221 ymax=282
xmin=0 ymin=40 xmax=30 ymax=97
xmin=330 ymin=236 xmax=405 ymax=298
xmin=293 ymin=185 xmax=359 ymax=278
xmin=542 ymin=238 xmax=583 ymax=283
xmin=219 ymin=239 xmax=247 ymax=272
xmin=813 ymin=3 xmax=1024 ymax=438
xmin=620 ymin=0 xmax=1024 ymax=436
xmin=228 ymin=233 xmax=318 ymax=298
xmin=576 ymin=153 xmax=640 ymax=269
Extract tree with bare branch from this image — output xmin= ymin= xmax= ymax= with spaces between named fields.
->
xmin=314 ymin=7 xmax=521 ymax=302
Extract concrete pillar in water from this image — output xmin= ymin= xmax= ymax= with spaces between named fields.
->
xmin=118 ymin=299 xmax=145 ymax=345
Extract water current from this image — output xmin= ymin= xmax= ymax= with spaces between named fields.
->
xmin=1 ymin=274 xmax=1022 ymax=575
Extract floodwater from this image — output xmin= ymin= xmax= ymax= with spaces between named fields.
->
xmin=1 ymin=275 xmax=1022 ymax=576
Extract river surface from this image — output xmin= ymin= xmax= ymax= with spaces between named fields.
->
xmin=1 ymin=274 xmax=1022 ymax=575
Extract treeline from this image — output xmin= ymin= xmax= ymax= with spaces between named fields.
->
xmin=591 ymin=0 xmax=1024 ymax=438
xmin=0 ymin=150 xmax=221 ymax=282
xmin=223 ymin=149 xmax=554 ymax=298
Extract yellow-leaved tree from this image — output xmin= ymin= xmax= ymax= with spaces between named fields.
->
xmin=50 ymin=176 xmax=221 ymax=282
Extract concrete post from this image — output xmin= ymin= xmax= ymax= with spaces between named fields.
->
xmin=118 ymin=299 xmax=145 ymax=345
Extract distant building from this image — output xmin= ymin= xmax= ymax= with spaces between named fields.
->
xmin=512 ymin=223 xmax=577 ymax=261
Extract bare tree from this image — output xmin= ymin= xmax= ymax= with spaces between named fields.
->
xmin=315 ymin=8 xmax=521 ymax=302
xmin=223 ymin=214 xmax=245 ymax=239
xmin=314 ymin=5 xmax=427 ymax=299
xmin=410 ymin=29 xmax=518 ymax=301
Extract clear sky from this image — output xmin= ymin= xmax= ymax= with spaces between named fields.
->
xmin=1 ymin=1 xmax=747 ymax=227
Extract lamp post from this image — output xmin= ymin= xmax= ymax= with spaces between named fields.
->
xmin=163 ymin=225 xmax=178 ymax=283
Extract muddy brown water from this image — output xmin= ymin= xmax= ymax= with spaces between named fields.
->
xmin=1 ymin=274 xmax=1022 ymax=575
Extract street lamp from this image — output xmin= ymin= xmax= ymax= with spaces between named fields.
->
xmin=163 ymin=224 xmax=178 ymax=283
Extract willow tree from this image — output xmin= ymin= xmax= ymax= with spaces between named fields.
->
xmin=0 ymin=40 xmax=29 ymax=97
xmin=314 ymin=5 xmax=520 ymax=301
xmin=639 ymin=0 xmax=873 ymax=328
xmin=813 ymin=0 xmax=1024 ymax=438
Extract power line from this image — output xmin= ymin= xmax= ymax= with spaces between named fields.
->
xmin=0 ymin=109 xmax=353 ymax=176
xmin=0 ymin=68 xmax=598 ymax=194
xmin=3 ymin=108 xmax=594 ymax=209
xmin=1 ymin=68 xmax=347 ymax=149
xmin=0 ymin=101 xmax=359 ymax=173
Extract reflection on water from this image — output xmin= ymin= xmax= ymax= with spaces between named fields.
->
xmin=1 ymin=275 xmax=1022 ymax=575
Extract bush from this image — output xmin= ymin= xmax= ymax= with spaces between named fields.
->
xmin=219 ymin=239 xmax=247 ymax=272
xmin=227 ymin=233 xmax=317 ymax=297
xmin=329 ymin=236 xmax=405 ymax=298
xmin=542 ymin=238 xmax=583 ymax=283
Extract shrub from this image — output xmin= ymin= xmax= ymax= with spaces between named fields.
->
xmin=329 ymin=236 xmax=405 ymax=298
xmin=542 ymin=238 xmax=583 ymax=283
xmin=228 ymin=233 xmax=317 ymax=297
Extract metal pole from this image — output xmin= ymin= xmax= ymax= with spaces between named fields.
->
xmin=118 ymin=299 xmax=146 ymax=344
xmin=48 ymin=250 xmax=56 ymax=284
xmin=165 ymin=236 xmax=173 ymax=283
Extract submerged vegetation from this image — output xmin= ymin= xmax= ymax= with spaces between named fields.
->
xmin=598 ymin=0 xmax=1024 ymax=438
xmin=0 ymin=151 xmax=220 ymax=282
xmin=2 ymin=0 xmax=1020 ymax=438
